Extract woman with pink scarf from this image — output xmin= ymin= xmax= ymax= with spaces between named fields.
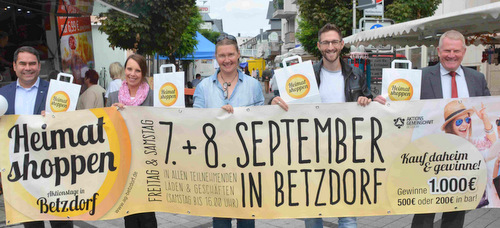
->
xmin=107 ymin=54 xmax=153 ymax=108
xmin=106 ymin=54 xmax=156 ymax=227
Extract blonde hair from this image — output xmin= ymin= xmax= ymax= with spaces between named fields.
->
xmin=439 ymin=30 xmax=466 ymax=48
xmin=109 ymin=62 xmax=124 ymax=80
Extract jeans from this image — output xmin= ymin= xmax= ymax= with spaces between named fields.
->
xmin=213 ymin=217 xmax=255 ymax=228
xmin=304 ymin=217 xmax=357 ymax=228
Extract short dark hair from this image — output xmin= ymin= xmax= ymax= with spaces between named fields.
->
xmin=196 ymin=73 xmax=201 ymax=78
xmin=318 ymin=23 xmax=343 ymax=41
xmin=14 ymin=46 xmax=40 ymax=63
xmin=124 ymin=54 xmax=148 ymax=82
xmin=85 ymin=69 xmax=100 ymax=84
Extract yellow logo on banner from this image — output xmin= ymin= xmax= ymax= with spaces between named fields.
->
xmin=159 ymin=83 xmax=178 ymax=107
xmin=286 ymin=74 xmax=310 ymax=99
xmin=50 ymin=91 xmax=70 ymax=112
xmin=388 ymin=79 xmax=413 ymax=101
xmin=5 ymin=108 xmax=132 ymax=220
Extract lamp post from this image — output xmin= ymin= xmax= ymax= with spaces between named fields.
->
xmin=353 ymin=0 xmax=356 ymax=35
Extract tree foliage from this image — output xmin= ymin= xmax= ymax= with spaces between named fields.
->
xmin=296 ymin=0 xmax=441 ymax=57
xmin=199 ymin=29 xmax=220 ymax=44
xmin=386 ymin=0 xmax=441 ymax=23
xmin=98 ymin=0 xmax=201 ymax=62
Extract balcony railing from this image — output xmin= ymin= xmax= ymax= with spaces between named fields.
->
xmin=240 ymin=49 xmax=258 ymax=57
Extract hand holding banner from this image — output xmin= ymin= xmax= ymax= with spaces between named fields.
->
xmin=2 ymin=96 xmax=499 ymax=224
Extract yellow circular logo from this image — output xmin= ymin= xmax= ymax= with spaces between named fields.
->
xmin=4 ymin=108 xmax=132 ymax=220
xmin=159 ymin=83 xmax=178 ymax=107
xmin=285 ymin=74 xmax=310 ymax=99
xmin=50 ymin=91 xmax=70 ymax=112
xmin=388 ymin=79 xmax=413 ymax=101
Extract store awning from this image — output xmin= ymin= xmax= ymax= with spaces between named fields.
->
xmin=344 ymin=2 xmax=500 ymax=47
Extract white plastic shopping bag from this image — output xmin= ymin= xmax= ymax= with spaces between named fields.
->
xmin=45 ymin=73 xmax=81 ymax=113
xmin=153 ymin=64 xmax=185 ymax=108
xmin=275 ymin=56 xmax=321 ymax=104
xmin=382 ymin=60 xmax=422 ymax=101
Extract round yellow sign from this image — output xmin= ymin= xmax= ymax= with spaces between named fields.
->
xmin=5 ymin=108 xmax=132 ymax=220
xmin=159 ymin=83 xmax=178 ymax=107
xmin=50 ymin=91 xmax=70 ymax=112
xmin=388 ymin=79 xmax=413 ymax=101
xmin=285 ymin=74 xmax=310 ymax=99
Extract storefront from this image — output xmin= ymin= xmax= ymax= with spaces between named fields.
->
xmin=0 ymin=0 xmax=137 ymax=87
xmin=343 ymin=2 xmax=500 ymax=95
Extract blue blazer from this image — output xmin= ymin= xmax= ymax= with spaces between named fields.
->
xmin=0 ymin=79 xmax=50 ymax=115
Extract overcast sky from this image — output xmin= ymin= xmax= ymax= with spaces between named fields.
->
xmin=197 ymin=0 xmax=272 ymax=38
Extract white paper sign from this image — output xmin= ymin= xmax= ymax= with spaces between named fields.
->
xmin=275 ymin=55 xmax=321 ymax=104
xmin=45 ymin=73 xmax=81 ymax=113
xmin=153 ymin=64 xmax=185 ymax=108
xmin=382 ymin=60 xmax=422 ymax=101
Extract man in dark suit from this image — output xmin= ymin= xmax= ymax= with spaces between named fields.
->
xmin=0 ymin=46 xmax=49 ymax=115
xmin=412 ymin=30 xmax=490 ymax=228
xmin=0 ymin=46 xmax=73 ymax=228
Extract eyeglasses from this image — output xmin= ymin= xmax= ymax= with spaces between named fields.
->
xmin=217 ymin=34 xmax=237 ymax=43
xmin=319 ymin=40 xmax=342 ymax=47
xmin=223 ymin=82 xmax=229 ymax=99
xmin=455 ymin=117 xmax=471 ymax=126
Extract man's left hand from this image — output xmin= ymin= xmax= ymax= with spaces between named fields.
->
xmin=357 ymin=96 xmax=372 ymax=107
xmin=373 ymin=95 xmax=386 ymax=105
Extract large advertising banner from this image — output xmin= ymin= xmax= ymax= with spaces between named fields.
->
xmin=57 ymin=0 xmax=94 ymax=85
xmin=1 ymin=96 xmax=500 ymax=224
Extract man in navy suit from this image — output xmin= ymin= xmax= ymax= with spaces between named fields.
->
xmin=0 ymin=46 xmax=73 ymax=228
xmin=412 ymin=30 xmax=490 ymax=228
xmin=0 ymin=46 xmax=49 ymax=115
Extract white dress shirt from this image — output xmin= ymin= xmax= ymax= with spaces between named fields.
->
xmin=15 ymin=77 xmax=40 ymax=115
xmin=439 ymin=64 xmax=469 ymax=98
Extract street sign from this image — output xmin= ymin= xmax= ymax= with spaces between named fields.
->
xmin=364 ymin=4 xmax=384 ymax=16
xmin=364 ymin=21 xmax=392 ymax=31
xmin=357 ymin=0 xmax=376 ymax=10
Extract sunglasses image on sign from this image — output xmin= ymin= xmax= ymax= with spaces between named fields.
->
xmin=441 ymin=100 xmax=498 ymax=208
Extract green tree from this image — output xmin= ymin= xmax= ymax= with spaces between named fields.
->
xmin=385 ymin=0 xmax=441 ymax=23
xmin=296 ymin=0 xmax=441 ymax=57
xmin=98 ymin=0 xmax=202 ymax=63
xmin=199 ymin=29 xmax=220 ymax=44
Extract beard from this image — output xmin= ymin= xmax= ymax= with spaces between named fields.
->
xmin=321 ymin=49 xmax=340 ymax=63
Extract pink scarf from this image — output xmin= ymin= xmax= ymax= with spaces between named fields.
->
xmin=118 ymin=80 xmax=150 ymax=106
